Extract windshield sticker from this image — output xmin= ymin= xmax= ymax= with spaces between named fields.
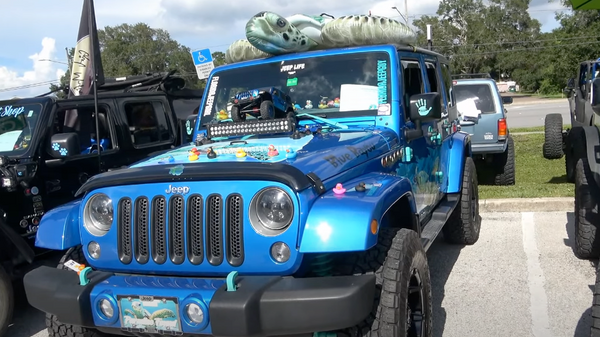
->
xmin=281 ymin=63 xmax=305 ymax=73
xmin=27 ymin=110 xmax=34 ymax=117
xmin=0 ymin=105 xmax=25 ymax=118
xmin=377 ymin=103 xmax=391 ymax=116
xmin=377 ymin=60 xmax=388 ymax=104
xmin=203 ymin=76 xmax=220 ymax=117
xmin=286 ymin=78 xmax=298 ymax=87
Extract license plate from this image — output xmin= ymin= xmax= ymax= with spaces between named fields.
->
xmin=484 ymin=134 xmax=494 ymax=140
xmin=118 ymin=295 xmax=181 ymax=333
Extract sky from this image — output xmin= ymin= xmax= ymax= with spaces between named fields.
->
xmin=0 ymin=0 xmax=570 ymax=100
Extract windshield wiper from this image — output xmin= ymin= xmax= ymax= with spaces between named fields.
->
xmin=295 ymin=112 xmax=348 ymax=130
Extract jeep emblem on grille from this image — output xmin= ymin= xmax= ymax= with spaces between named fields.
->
xmin=165 ymin=185 xmax=190 ymax=195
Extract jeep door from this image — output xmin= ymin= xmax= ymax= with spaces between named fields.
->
xmin=116 ymin=97 xmax=177 ymax=164
xmin=574 ymin=62 xmax=592 ymax=125
xmin=40 ymin=99 xmax=120 ymax=209
xmin=399 ymin=54 xmax=444 ymax=216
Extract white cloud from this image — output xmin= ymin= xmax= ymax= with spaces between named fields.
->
xmin=0 ymin=38 xmax=66 ymax=100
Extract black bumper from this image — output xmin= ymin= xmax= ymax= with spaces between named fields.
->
xmin=24 ymin=266 xmax=376 ymax=336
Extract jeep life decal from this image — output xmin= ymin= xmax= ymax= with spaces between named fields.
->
xmin=376 ymin=60 xmax=388 ymax=105
xmin=203 ymin=76 xmax=219 ymax=117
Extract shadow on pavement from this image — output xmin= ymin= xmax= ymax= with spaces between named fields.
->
xmin=548 ymin=175 xmax=569 ymax=184
xmin=7 ymin=279 xmax=46 ymax=337
xmin=426 ymin=233 xmax=465 ymax=337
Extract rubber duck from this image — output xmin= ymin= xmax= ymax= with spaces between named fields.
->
xmin=267 ymin=145 xmax=279 ymax=157
xmin=188 ymin=153 xmax=199 ymax=161
xmin=355 ymin=182 xmax=367 ymax=192
xmin=318 ymin=102 xmax=328 ymax=109
xmin=333 ymin=183 xmax=346 ymax=195
xmin=236 ymin=149 xmax=247 ymax=158
xmin=333 ymin=98 xmax=340 ymax=108
xmin=305 ymin=100 xmax=313 ymax=109
xmin=286 ymin=148 xmax=297 ymax=159
xmin=207 ymin=147 xmax=217 ymax=159
xmin=327 ymin=100 xmax=335 ymax=108
xmin=217 ymin=109 xmax=229 ymax=120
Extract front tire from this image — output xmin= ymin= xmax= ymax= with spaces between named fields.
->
xmin=543 ymin=113 xmax=564 ymax=159
xmin=443 ymin=156 xmax=481 ymax=245
xmin=230 ymin=105 xmax=245 ymax=122
xmin=260 ymin=101 xmax=275 ymax=120
xmin=574 ymin=157 xmax=600 ymax=259
xmin=46 ymin=247 xmax=106 ymax=337
xmin=335 ymin=228 xmax=432 ymax=337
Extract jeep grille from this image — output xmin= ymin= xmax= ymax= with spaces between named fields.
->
xmin=117 ymin=194 xmax=244 ymax=267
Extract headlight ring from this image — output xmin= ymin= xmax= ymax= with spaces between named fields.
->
xmin=249 ymin=187 xmax=294 ymax=236
xmin=83 ymin=193 xmax=114 ymax=236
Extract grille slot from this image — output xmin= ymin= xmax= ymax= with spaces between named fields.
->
xmin=206 ymin=194 xmax=224 ymax=266
xmin=151 ymin=196 xmax=167 ymax=264
xmin=117 ymin=192 xmax=245 ymax=267
xmin=226 ymin=194 xmax=244 ymax=266
xmin=134 ymin=197 xmax=149 ymax=264
xmin=187 ymin=195 xmax=204 ymax=265
xmin=117 ymin=198 xmax=132 ymax=264
xmin=168 ymin=196 xmax=185 ymax=264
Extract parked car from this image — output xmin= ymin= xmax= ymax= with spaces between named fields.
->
xmin=452 ymin=74 xmax=515 ymax=185
xmin=0 ymin=71 xmax=201 ymax=335
xmin=24 ymin=43 xmax=480 ymax=337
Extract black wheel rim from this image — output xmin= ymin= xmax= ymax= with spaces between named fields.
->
xmin=407 ymin=268 xmax=425 ymax=337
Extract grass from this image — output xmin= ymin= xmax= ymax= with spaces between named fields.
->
xmin=511 ymin=125 xmax=571 ymax=133
xmin=477 ymin=132 xmax=574 ymax=199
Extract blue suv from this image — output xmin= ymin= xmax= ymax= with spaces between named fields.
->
xmin=24 ymin=44 xmax=480 ymax=337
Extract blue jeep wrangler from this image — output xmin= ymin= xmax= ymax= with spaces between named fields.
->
xmin=23 ymin=43 xmax=480 ymax=337
xmin=452 ymin=74 xmax=515 ymax=185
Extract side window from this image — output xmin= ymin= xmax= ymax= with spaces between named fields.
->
xmin=440 ymin=63 xmax=454 ymax=107
xmin=124 ymin=102 xmax=171 ymax=147
xmin=424 ymin=61 xmax=444 ymax=110
xmin=49 ymin=105 xmax=114 ymax=156
xmin=400 ymin=59 xmax=425 ymax=121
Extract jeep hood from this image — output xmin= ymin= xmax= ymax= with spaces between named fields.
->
xmin=76 ymin=126 xmax=398 ymax=195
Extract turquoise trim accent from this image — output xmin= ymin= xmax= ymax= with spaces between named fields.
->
xmin=79 ymin=267 xmax=92 ymax=286
xmin=226 ymin=271 xmax=239 ymax=291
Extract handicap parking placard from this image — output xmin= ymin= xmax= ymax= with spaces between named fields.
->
xmin=191 ymin=48 xmax=215 ymax=80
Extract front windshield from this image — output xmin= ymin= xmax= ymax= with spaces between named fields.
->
xmin=453 ymin=84 xmax=496 ymax=114
xmin=0 ymin=101 xmax=41 ymax=153
xmin=200 ymin=51 xmax=391 ymax=126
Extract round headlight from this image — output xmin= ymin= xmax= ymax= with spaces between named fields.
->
xmin=84 ymin=193 xmax=113 ymax=236
xmin=250 ymin=187 xmax=294 ymax=236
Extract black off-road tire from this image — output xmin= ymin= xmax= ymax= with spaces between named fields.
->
xmin=230 ymin=105 xmax=244 ymax=122
xmin=443 ymin=156 xmax=481 ymax=245
xmin=335 ymin=228 xmax=432 ymax=337
xmin=543 ymin=113 xmax=564 ymax=159
xmin=574 ymin=157 xmax=600 ymax=259
xmin=260 ymin=101 xmax=275 ymax=120
xmin=493 ymin=135 xmax=516 ymax=186
xmin=46 ymin=246 xmax=106 ymax=337
xmin=0 ymin=265 xmax=13 ymax=337
xmin=565 ymin=142 xmax=575 ymax=183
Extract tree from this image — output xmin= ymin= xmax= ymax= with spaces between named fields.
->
xmin=50 ymin=23 xmax=227 ymax=96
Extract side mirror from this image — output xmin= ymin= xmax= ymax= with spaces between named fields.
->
xmin=49 ymin=132 xmax=80 ymax=159
xmin=501 ymin=96 xmax=513 ymax=105
xmin=409 ymin=93 xmax=442 ymax=122
xmin=567 ymin=78 xmax=575 ymax=89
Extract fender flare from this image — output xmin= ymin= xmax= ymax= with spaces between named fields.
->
xmin=35 ymin=199 xmax=82 ymax=251
xmin=444 ymin=131 xmax=471 ymax=194
xmin=299 ymin=173 xmax=416 ymax=253
xmin=580 ymin=125 xmax=600 ymax=187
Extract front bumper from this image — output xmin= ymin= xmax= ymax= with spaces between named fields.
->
xmin=24 ymin=266 xmax=375 ymax=336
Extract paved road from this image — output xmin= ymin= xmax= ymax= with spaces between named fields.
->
xmin=506 ymin=99 xmax=570 ymax=128
xmin=10 ymin=211 xmax=597 ymax=337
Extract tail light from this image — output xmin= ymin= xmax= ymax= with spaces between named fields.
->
xmin=498 ymin=118 xmax=507 ymax=140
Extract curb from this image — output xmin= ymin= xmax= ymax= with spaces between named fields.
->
xmin=479 ymin=197 xmax=573 ymax=212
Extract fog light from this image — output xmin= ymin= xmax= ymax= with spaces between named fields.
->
xmin=270 ymin=242 xmax=290 ymax=263
xmin=99 ymin=299 xmax=114 ymax=319
xmin=88 ymin=241 xmax=101 ymax=259
xmin=186 ymin=303 xmax=204 ymax=324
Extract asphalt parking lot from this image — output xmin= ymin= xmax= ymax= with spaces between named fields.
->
xmin=10 ymin=211 xmax=597 ymax=337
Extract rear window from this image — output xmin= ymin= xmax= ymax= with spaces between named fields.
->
xmin=453 ymin=83 xmax=497 ymax=114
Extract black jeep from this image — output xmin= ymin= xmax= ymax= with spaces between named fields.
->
xmin=0 ymin=71 xmax=202 ymax=336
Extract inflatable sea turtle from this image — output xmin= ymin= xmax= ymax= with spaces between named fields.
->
xmin=224 ymin=11 xmax=417 ymax=64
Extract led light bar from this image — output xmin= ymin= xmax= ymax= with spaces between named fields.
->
xmin=207 ymin=118 xmax=296 ymax=138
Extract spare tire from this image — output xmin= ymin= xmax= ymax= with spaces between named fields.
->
xmin=543 ymin=113 xmax=564 ymax=159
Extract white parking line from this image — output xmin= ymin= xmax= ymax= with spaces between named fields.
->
xmin=522 ymin=212 xmax=552 ymax=337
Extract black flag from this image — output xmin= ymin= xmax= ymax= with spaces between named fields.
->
xmin=64 ymin=0 xmax=105 ymax=137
